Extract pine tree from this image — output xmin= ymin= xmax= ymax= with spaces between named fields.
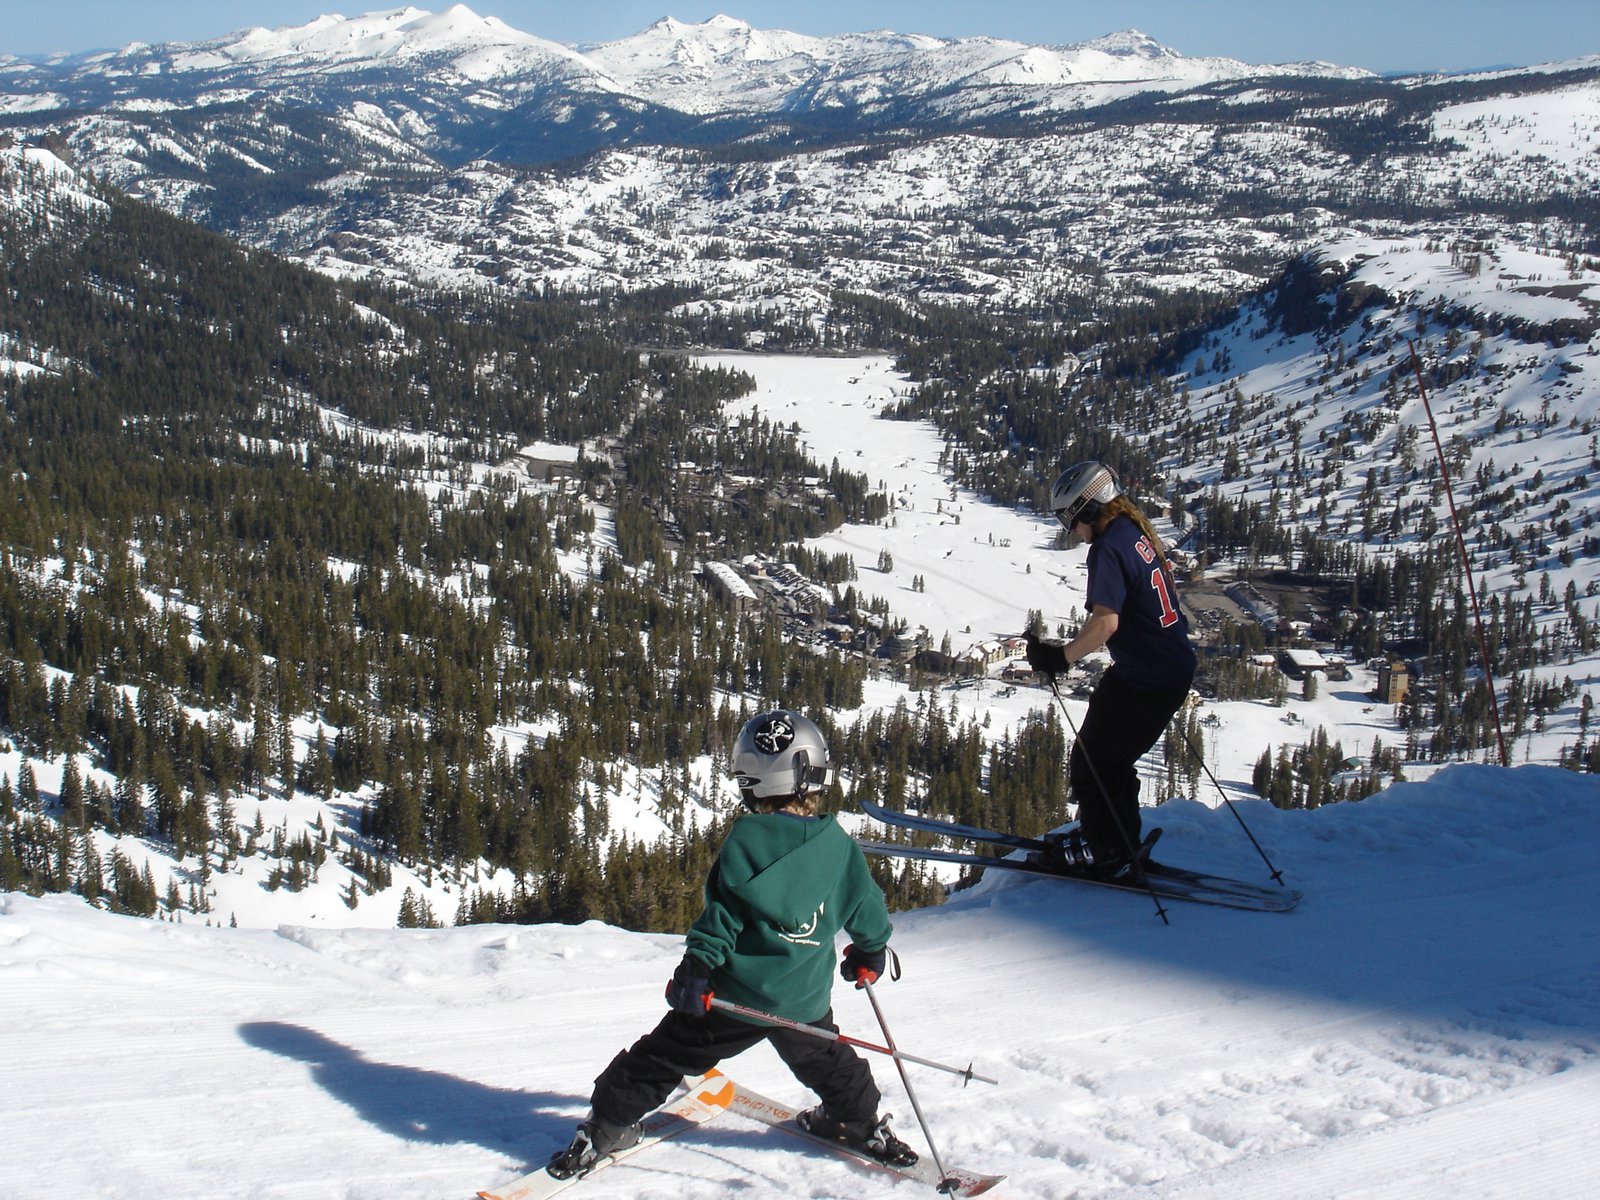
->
xmin=59 ymin=757 xmax=86 ymax=828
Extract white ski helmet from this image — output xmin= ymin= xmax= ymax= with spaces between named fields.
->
xmin=1050 ymin=460 xmax=1120 ymax=529
xmin=731 ymin=710 xmax=835 ymax=806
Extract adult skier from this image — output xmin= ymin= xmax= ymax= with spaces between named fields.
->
xmin=1026 ymin=461 xmax=1197 ymax=877
xmin=548 ymin=710 xmax=917 ymax=1179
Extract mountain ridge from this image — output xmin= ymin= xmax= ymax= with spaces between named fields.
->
xmin=3 ymin=5 xmax=1376 ymax=147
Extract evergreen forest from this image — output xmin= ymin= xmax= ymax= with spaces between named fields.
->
xmin=2 ymin=144 xmax=1596 ymax=935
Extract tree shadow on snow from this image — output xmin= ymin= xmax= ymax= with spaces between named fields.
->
xmin=239 ymin=1022 xmax=584 ymax=1158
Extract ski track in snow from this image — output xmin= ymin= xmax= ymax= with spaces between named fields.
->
xmin=3 ymin=764 xmax=1598 ymax=1199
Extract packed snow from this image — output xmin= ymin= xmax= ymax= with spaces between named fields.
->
xmin=705 ymin=353 xmax=1078 ymax=650
xmin=3 ymin=762 xmax=1595 ymax=1198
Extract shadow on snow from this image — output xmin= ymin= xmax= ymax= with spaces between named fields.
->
xmin=921 ymin=763 xmax=1600 ymax=1037
xmin=238 ymin=1021 xmax=584 ymax=1159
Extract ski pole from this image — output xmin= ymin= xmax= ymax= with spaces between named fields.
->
xmin=862 ymin=977 xmax=959 ymax=1196
xmin=1046 ymin=676 xmax=1170 ymax=924
xmin=1175 ymin=723 xmax=1289 ymax=886
xmin=706 ymin=997 xmax=998 ymax=1086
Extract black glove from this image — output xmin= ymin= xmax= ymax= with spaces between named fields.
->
xmin=839 ymin=943 xmax=887 ymax=989
xmin=1025 ymin=632 xmax=1070 ymax=679
xmin=665 ymin=955 xmax=713 ymax=1016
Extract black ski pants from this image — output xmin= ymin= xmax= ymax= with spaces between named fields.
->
xmin=589 ymin=1007 xmax=879 ymax=1133
xmin=1070 ymin=666 xmax=1192 ymax=860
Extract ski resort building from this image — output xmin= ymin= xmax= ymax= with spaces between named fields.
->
xmin=703 ymin=562 xmax=756 ymax=615
xmin=1279 ymin=648 xmax=1328 ymax=680
xmin=1377 ymin=661 xmax=1411 ymax=704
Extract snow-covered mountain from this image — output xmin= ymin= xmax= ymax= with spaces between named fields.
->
xmin=9 ymin=5 xmax=592 ymax=86
xmin=4 ymin=9 xmax=1599 ymax=941
xmin=5 ymin=762 xmax=1597 ymax=1198
xmin=149 ymin=6 xmax=586 ymax=79
xmin=576 ymin=16 xmax=1364 ymax=117
xmin=0 ymin=6 xmax=1382 ymax=174
xmin=6 ymin=7 xmax=1370 ymax=123
xmin=4 ymin=7 xmax=1594 ymax=323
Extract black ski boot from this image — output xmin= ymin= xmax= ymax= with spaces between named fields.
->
xmin=797 ymin=1107 xmax=918 ymax=1167
xmin=1032 ymin=827 xmax=1161 ymax=880
xmin=547 ymin=1115 xmax=642 ymax=1179
xmin=1030 ymin=828 xmax=1095 ymax=872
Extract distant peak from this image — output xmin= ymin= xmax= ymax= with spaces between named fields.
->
xmin=414 ymin=4 xmax=492 ymax=29
xmin=1083 ymin=29 xmax=1179 ymax=59
xmin=645 ymin=14 xmax=751 ymax=35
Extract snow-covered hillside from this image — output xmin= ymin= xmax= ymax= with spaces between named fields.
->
xmin=577 ymin=18 xmax=1363 ymax=118
xmin=273 ymin=68 xmax=1600 ymax=309
xmin=166 ymin=5 xmax=589 ymax=80
xmin=4 ymin=7 xmax=1594 ymax=317
xmin=4 ymin=763 xmax=1596 ymax=1198
xmin=1165 ymin=235 xmax=1600 ymax=619
xmin=5 ymin=66 xmax=1600 ymax=1195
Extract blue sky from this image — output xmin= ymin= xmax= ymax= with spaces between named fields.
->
xmin=5 ymin=1 xmax=1598 ymax=74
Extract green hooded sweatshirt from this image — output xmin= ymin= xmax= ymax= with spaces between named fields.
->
xmin=685 ymin=811 xmax=893 ymax=1025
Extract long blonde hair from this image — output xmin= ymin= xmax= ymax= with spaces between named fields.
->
xmin=1100 ymin=494 xmax=1179 ymax=586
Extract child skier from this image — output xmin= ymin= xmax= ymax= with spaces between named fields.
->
xmin=548 ymin=709 xmax=917 ymax=1178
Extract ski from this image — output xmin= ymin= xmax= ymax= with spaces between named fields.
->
xmin=717 ymin=1076 xmax=1004 ymax=1197
xmin=859 ymin=840 xmax=1300 ymax=912
xmin=861 ymin=798 xmax=1158 ymax=866
xmin=861 ymin=802 xmax=1299 ymax=910
xmin=1144 ymin=859 xmax=1302 ymax=905
xmin=475 ymin=1071 xmax=736 ymax=1200
xmin=859 ymin=797 xmax=1051 ymax=852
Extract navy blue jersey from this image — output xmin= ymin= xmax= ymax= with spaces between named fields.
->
xmin=1085 ymin=514 xmax=1197 ymax=689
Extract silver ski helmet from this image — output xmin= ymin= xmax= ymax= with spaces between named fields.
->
xmin=1050 ymin=461 xmax=1119 ymax=530
xmin=731 ymin=710 xmax=835 ymax=807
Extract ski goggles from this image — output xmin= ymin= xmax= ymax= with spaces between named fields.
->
xmin=1054 ymin=496 xmax=1096 ymax=528
xmin=791 ymin=749 xmax=836 ymax=794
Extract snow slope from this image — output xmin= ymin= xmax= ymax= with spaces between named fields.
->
xmin=702 ymin=353 xmax=1080 ymax=646
xmin=3 ymin=763 xmax=1596 ymax=1199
